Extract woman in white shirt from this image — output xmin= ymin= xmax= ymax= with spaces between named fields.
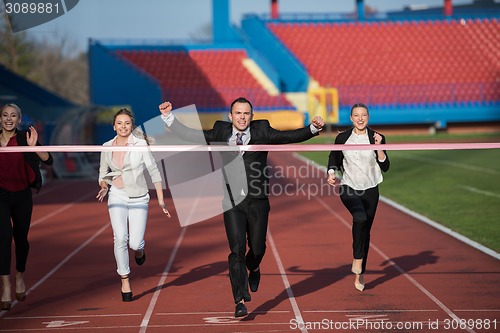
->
xmin=326 ymin=103 xmax=390 ymax=291
xmin=96 ymin=109 xmax=170 ymax=302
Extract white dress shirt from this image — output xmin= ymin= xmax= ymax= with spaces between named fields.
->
xmin=340 ymin=131 xmax=383 ymax=191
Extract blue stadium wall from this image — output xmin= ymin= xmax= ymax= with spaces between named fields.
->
xmin=89 ymin=9 xmax=500 ymax=135
xmin=89 ymin=41 xmax=164 ymax=143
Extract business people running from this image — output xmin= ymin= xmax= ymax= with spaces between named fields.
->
xmin=326 ymin=103 xmax=390 ymax=291
xmin=97 ymin=108 xmax=170 ymax=302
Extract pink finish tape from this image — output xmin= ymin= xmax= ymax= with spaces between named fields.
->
xmin=1 ymin=142 xmax=499 ymax=153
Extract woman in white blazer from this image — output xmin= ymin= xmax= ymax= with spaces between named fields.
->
xmin=96 ymin=109 xmax=170 ymax=302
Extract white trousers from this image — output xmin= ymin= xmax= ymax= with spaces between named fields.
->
xmin=108 ymin=187 xmax=149 ymax=276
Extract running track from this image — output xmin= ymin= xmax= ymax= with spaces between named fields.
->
xmin=0 ymin=152 xmax=498 ymax=333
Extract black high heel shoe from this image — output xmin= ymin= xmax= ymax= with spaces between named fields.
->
xmin=135 ymin=250 xmax=146 ymax=266
xmin=15 ymin=272 xmax=26 ymax=302
xmin=1 ymin=301 xmax=11 ymax=311
xmin=121 ymin=276 xmax=132 ymax=302
xmin=15 ymin=292 xmax=26 ymax=302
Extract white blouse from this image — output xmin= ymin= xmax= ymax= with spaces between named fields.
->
xmin=340 ymin=131 xmax=383 ymax=191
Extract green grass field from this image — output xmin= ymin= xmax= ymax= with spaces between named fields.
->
xmin=299 ymin=132 xmax=500 ymax=253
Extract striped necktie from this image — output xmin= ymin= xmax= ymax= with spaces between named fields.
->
xmin=236 ymin=132 xmax=244 ymax=145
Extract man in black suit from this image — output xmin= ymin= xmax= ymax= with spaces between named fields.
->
xmin=159 ymin=97 xmax=324 ymax=317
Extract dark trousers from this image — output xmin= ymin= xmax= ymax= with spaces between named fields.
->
xmin=0 ymin=187 xmax=33 ymax=275
xmin=223 ymin=196 xmax=270 ymax=304
xmin=340 ymin=185 xmax=379 ymax=274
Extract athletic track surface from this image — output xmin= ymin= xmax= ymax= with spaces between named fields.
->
xmin=0 ymin=152 xmax=498 ymax=333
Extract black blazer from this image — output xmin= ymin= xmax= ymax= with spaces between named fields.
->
xmin=170 ymin=118 xmax=318 ymax=200
xmin=15 ymin=130 xmax=54 ymax=193
xmin=327 ymin=127 xmax=390 ymax=174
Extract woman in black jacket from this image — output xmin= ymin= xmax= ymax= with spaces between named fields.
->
xmin=0 ymin=103 xmax=53 ymax=311
xmin=326 ymin=103 xmax=389 ymax=291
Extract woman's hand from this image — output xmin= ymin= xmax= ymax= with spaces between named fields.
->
xmin=26 ymin=126 xmax=38 ymax=146
xmin=159 ymin=200 xmax=171 ymax=217
xmin=327 ymin=172 xmax=336 ymax=186
xmin=96 ymin=187 xmax=108 ymax=202
xmin=373 ymin=132 xmax=383 ymax=145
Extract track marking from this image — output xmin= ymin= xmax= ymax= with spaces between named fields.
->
xmin=455 ymin=309 xmax=500 ymax=312
xmin=35 ymin=181 xmax=71 ymax=196
xmin=397 ymin=153 xmax=500 ymax=175
xmin=42 ymin=320 xmax=89 ymax=328
xmin=305 ymin=309 xmax=439 ymax=313
xmin=138 ymin=227 xmax=187 ymax=333
xmin=5 ymin=314 xmax=142 ymax=320
xmin=147 ymin=322 xmax=292 ymax=328
xmin=314 ymin=196 xmax=476 ymax=333
xmin=156 ymin=310 xmax=290 ymax=315
xmin=380 ymin=196 xmax=500 ymax=260
xmin=0 ymin=222 xmax=110 ymax=317
xmin=31 ymin=192 xmax=97 ymax=227
xmin=267 ymin=229 xmax=307 ymax=333
xmin=458 ymin=185 xmax=500 ymax=199
xmin=293 ymin=152 xmax=500 ymax=260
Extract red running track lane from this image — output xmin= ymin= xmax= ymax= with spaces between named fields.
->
xmin=0 ymin=152 xmax=498 ymax=333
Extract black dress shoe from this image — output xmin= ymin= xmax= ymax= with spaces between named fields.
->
xmin=234 ymin=302 xmax=247 ymax=318
xmin=249 ymin=268 xmax=260 ymax=292
xmin=135 ymin=251 xmax=146 ymax=266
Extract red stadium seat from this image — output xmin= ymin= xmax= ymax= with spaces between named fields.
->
xmin=116 ymin=49 xmax=293 ymax=110
xmin=268 ymin=18 xmax=499 ymax=106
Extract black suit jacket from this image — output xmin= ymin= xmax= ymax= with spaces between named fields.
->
xmin=327 ymin=127 xmax=390 ymax=174
xmin=170 ymin=118 xmax=319 ymax=201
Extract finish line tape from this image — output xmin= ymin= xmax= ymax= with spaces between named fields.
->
xmin=1 ymin=142 xmax=500 ymax=153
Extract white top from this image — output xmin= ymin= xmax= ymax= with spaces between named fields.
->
xmin=98 ymin=135 xmax=162 ymax=198
xmin=340 ymin=131 xmax=383 ymax=191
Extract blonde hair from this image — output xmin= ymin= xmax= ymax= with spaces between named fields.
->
xmin=1 ymin=103 xmax=22 ymax=130
xmin=113 ymin=108 xmax=155 ymax=145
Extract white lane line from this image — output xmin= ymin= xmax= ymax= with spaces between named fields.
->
xmin=293 ymin=152 xmax=500 ymax=260
xmin=458 ymin=185 xmax=500 ymax=199
xmin=156 ymin=310 xmax=290 ymax=315
xmin=314 ymin=196 xmax=476 ymax=333
xmin=6 ymin=314 xmax=142 ymax=320
xmin=0 ymin=222 xmax=110 ymax=318
xmin=380 ymin=196 xmax=500 ymax=260
xmin=267 ymin=229 xmax=307 ymax=333
xmin=138 ymin=227 xmax=187 ymax=333
xmin=31 ymin=192 xmax=97 ymax=227
xmin=305 ymin=309 xmax=439 ymax=313
xmin=397 ymin=154 xmax=500 ymax=175
xmin=35 ymin=181 xmax=70 ymax=196
xmin=455 ymin=309 xmax=500 ymax=312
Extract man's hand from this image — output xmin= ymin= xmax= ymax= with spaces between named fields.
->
xmin=159 ymin=101 xmax=173 ymax=116
xmin=311 ymin=116 xmax=325 ymax=130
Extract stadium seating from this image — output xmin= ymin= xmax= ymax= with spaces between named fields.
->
xmin=268 ymin=18 xmax=499 ymax=106
xmin=116 ymin=49 xmax=293 ymax=111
